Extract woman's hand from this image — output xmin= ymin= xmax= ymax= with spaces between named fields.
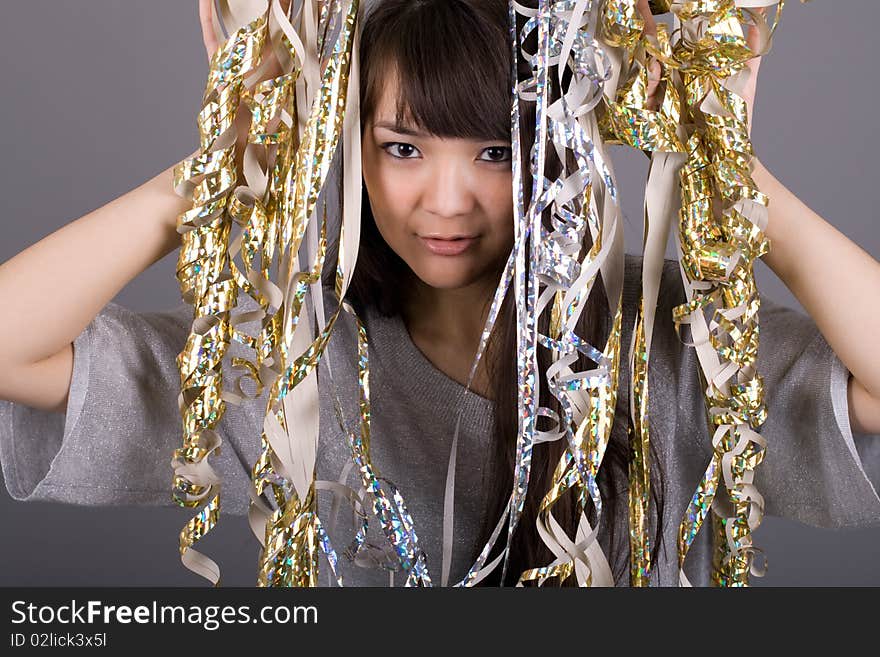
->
xmin=199 ymin=0 xmax=222 ymax=60
xmin=737 ymin=7 xmax=766 ymax=137
xmin=638 ymin=1 xmax=765 ymax=137
xmin=197 ymin=1 xmax=291 ymax=170
xmin=198 ymin=0 xmax=290 ymax=69
xmin=636 ymin=0 xmax=664 ymax=113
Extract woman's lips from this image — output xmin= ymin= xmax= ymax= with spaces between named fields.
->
xmin=419 ymin=236 xmax=477 ymax=256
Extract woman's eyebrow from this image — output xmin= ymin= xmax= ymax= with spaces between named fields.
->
xmin=372 ymin=121 xmax=425 ymax=137
xmin=373 ymin=120 xmax=511 ymax=145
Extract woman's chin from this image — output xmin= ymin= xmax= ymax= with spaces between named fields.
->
xmin=409 ymin=261 xmax=482 ymax=290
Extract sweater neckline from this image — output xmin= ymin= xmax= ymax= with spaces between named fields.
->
xmin=363 ymin=305 xmax=496 ymax=436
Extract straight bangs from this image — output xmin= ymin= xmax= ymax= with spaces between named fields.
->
xmin=359 ymin=0 xmax=512 ymax=141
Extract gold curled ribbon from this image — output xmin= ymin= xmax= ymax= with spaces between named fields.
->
xmin=599 ymin=0 xmax=688 ymax=585
xmin=171 ymin=6 xmax=268 ymax=586
xmin=596 ymin=0 xmax=795 ymax=586
xmin=665 ymin=0 xmax=783 ymax=586
xmin=172 ymin=0 xmax=362 ymax=587
xmin=169 ymin=0 xmax=803 ymax=589
xmin=175 ymin=0 xmax=433 ymax=589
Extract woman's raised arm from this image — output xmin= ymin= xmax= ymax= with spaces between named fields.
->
xmin=0 ymin=157 xmax=191 ymax=412
xmin=0 ymin=0 xmax=267 ymax=414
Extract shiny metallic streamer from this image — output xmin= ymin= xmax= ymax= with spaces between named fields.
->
xmin=599 ymin=0 xmax=687 ymax=586
xmin=500 ymin=0 xmax=548 ymax=586
xmin=170 ymin=0 xmax=798 ymax=588
xmin=253 ymin=0 xmax=359 ymax=589
xmin=175 ymin=0 xmax=441 ymax=588
xmin=600 ymin=0 xmax=656 ymax=588
xmin=172 ymin=6 xmax=267 ymax=586
xmin=171 ymin=0 xmax=364 ymax=587
xmin=468 ymin=0 xmax=625 ymax=587
xmin=596 ymin=0 xmax=796 ymax=587
xmin=532 ymin=1 xmax=623 ymax=588
xmin=664 ymin=0 xmax=785 ymax=586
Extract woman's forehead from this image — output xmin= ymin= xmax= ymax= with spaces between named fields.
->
xmin=371 ymin=72 xmax=407 ymax=119
xmin=366 ymin=60 xmax=510 ymax=142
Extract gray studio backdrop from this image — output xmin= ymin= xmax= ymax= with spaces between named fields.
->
xmin=1 ymin=1 xmax=878 ymax=586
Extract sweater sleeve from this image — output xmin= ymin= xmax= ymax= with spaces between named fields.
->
xmin=751 ymin=295 xmax=880 ymax=529
xmin=0 ymin=300 xmax=252 ymax=511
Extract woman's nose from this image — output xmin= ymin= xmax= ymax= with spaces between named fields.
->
xmin=420 ymin=159 xmax=476 ymax=218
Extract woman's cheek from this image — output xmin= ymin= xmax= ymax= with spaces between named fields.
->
xmin=374 ymin=209 xmax=413 ymax=264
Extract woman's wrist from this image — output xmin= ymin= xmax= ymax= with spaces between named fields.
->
xmin=751 ymin=158 xmax=789 ymax=242
xmin=142 ymin=152 xmax=198 ymax=256
xmin=751 ymin=156 xmax=772 ymax=185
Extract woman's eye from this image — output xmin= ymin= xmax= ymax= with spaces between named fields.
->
xmin=381 ymin=142 xmax=420 ymax=159
xmin=481 ymin=146 xmax=513 ymax=163
xmin=380 ymin=142 xmax=511 ymax=163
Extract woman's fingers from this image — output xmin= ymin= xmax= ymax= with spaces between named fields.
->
xmin=745 ymin=6 xmax=767 ymax=74
xmin=199 ymin=0 xmax=220 ymax=60
xmin=636 ymin=0 xmax=663 ymax=111
xmin=740 ymin=6 xmax=769 ymax=135
xmin=636 ymin=0 xmax=658 ymax=37
xmin=645 ymin=57 xmax=662 ymax=111
xmin=631 ymin=3 xmax=769 ymax=122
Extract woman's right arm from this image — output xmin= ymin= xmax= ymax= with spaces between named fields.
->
xmin=0 ymin=153 xmax=194 ymax=413
xmin=0 ymin=0 xmax=276 ymax=415
xmin=0 ymin=4 xmax=271 ymax=515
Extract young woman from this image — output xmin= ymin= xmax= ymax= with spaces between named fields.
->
xmin=0 ymin=0 xmax=878 ymax=587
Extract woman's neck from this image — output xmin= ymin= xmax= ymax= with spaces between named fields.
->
xmin=401 ymin=271 xmax=499 ymax=399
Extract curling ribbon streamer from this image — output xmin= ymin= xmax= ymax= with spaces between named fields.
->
xmin=599 ymin=0 xmax=687 ymax=586
xmin=171 ymin=0 xmax=362 ymax=587
xmin=668 ymin=0 xmax=782 ymax=588
xmin=169 ymin=0 xmax=799 ymax=588
xmin=597 ymin=0 xmax=792 ymax=587
xmin=174 ymin=0 xmax=435 ymax=589
xmin=454 ymin=0 xmax=625 ymax=588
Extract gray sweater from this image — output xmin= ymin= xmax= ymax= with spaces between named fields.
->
xmin=2 ymin=255 xmax=879 ymax=586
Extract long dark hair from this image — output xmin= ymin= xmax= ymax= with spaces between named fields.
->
xmin=325 ymin=0 xmax=666 ymax=586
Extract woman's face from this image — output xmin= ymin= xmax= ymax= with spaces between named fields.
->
xmin=361 ymin=74 xmax=515 ymax=291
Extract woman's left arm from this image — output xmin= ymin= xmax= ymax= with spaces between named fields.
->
xmin=738 ymin=6 xmax=880 ymax=436
xmin=637 ymin=1 xmax=880 ymax=435
xmin=754 ymin=161 xmax=880 ymax=436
